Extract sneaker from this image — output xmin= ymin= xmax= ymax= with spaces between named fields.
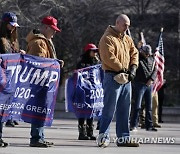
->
xmin=130 ymin=127 xmax=138 ymax=132
xmin=30 ymin=141 xmax=49 ymax=148
xmin=0 ymin=139 xmax=9 ymax=147
xmin=116 ymin=138 xmax=139 ymax=147
xmin=43 ymin=141 xmax=54 ymax=146
xmin=146 ymin=127 xmax=158 ymax=131
xmin=96 ymin=133 xmax=110 ymax=148
xmin=153 ymin=123 xmax=161 ymax=128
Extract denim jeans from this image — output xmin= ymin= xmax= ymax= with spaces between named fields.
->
xmin=30 ymin=124 xmax=44 ymax=143
xmin=99 ymin=72 xmax=131 ymax=138
xmin=131 ymin=82 xmax=153 ymax=129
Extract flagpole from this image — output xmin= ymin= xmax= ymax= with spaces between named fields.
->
xmin=140 ymin=32 xmax=146 ymax=46
xmin=127 ymin=28 xmax=132 ymax=38
xmin=161 ymin=27 xmax=164 ymax=32
xmin=140 ymin=32 xmax=144 ymax=39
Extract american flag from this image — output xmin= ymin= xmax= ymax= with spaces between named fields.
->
xmin=153 ymin=28 xmax=165 ymax=92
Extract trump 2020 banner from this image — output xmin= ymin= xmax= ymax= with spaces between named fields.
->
xmin=0 ymin=53 xmax=60 ymax=126
xmin=65 ymin=64 xmax=104 ymax=118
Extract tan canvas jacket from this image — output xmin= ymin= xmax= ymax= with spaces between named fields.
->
xmin=26 ymin=30 xmax=57 ymax=59
xmin=99 ymin=26 xmax=138 ymax=72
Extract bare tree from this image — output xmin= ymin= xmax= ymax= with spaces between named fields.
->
xmin=0 ymin=0 xmax=179 ymax=105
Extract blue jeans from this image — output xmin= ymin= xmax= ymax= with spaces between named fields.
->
xmin=99 ymin=72 xmax=131 ymax=138
xmin=30 ymin=124 xmax=44 ymax=143
xmin=131 ymin=82 xmax=153 ymax=129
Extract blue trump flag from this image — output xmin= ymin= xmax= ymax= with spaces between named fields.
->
xmin=65 ymin=64 xmax=104 ymax=118
xmin=0 ymin=53 xmax=60 ymax=126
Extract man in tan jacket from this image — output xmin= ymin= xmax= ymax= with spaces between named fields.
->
xmin=97 ymin=14 xmax=139 ymax=147
xmin=26 ymin=16 xmax=62 ymax=148
xmin=26 ymin=16 xmax=60 ymax=59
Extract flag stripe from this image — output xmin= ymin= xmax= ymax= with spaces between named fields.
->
xmin=153 ymin=31 xmax=164 ymax=92
xmin=156 ymin=62 xmax=164 ymax=70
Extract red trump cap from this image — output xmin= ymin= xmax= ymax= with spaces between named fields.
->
xmin=42 ymin=16 xmax=61 ymax=32
xmin=84 ymin=43 xmax=98 ymax=52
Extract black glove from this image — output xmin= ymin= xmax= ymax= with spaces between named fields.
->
xmin=128 ymin=64 xmax=137 ymax=81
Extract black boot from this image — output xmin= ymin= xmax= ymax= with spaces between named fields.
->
xmin=78 ymin=125 xmax=89 ymax=140
xmin=5 ymin=120 xmax=15 ymax=127
xmin=0 ymin=139 xmax=8 ymax=147
xmin=13 ymin=120 xmax=19 ymax=125
xmin=86 ymin=125 xmax=96 ymax=140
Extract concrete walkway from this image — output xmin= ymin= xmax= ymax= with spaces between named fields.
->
xmin=1 ymin=119 xmax=180 ymax=154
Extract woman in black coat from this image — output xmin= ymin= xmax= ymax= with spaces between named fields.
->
xmin=76 ymin=43 xmax=100 ymax=140
xmin=0 ymin=12 xmax=21 ymax=147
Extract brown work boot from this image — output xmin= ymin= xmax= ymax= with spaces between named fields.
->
xmin=153 ymin=123 xmax=161 ymax=128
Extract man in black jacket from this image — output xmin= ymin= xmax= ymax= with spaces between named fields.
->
xmin=130 ymin=45 xmax=158 ymax=131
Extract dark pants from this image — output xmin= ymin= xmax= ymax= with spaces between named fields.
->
xmin=30 ymin=124 xmax=44 ymax=144
xmin=131 ymin=82 xmax=153 ymax=129
xmin=78 ymin=118 xmax=93 ymax=126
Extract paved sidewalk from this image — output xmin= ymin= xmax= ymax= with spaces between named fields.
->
xmin=1 ymin=119 xmax=180 ymax=154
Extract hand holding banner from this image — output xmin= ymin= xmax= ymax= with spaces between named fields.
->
xmin=65 ymin=64 xmax=104 ymax=118
xmin=0 ymin=53 xmax=60 ymax=126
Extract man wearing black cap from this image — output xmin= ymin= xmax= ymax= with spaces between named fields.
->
xmin=26 ymin=16 xmax=63 ymax=147
xmin=130 ymin=44 xmax=158 ymax=132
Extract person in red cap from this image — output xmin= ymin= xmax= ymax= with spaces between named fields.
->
xmin=26 ymin=16 xmax=63 ymax=148
xmin=77 ymin=43 xmax=100 ymax=70
xmin=0 ymin=12 xmax=25 ymax=148
xmin=76 ymin=43 xmax=100 ymax=140
xmin=26 ymin=16 xmax=61 ymax=58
